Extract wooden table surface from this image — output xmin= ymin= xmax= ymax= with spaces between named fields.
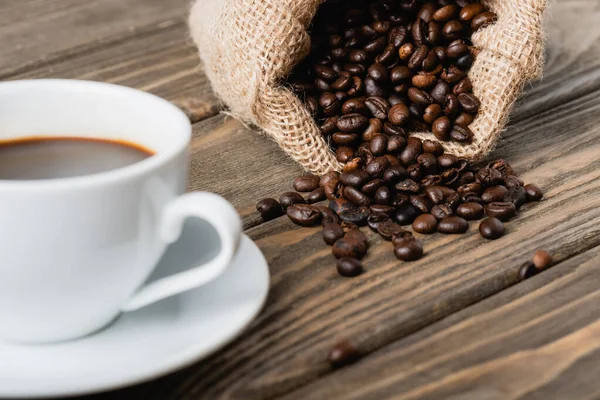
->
xmin=4 ymin=0 xmax=600 ymax=399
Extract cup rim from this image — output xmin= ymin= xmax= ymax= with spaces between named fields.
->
xmin=0 ymin=79 xmax=191 ymax=191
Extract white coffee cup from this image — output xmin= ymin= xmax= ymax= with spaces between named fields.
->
xmin=0 ymin=79 xmax=243 ymax=344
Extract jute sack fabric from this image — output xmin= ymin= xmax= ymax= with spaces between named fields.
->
xmin=189 ymin=0 xmax=548 ymax=175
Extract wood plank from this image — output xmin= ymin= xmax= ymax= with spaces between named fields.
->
xmin=283 ymin=246 xmax=600 ymax=400
xmin=0 ymin=0 xmax=190 ymax=77
xmin=66 ymin=0 xmax=600 ymax=398
xmin=9 ymin=24 xmax=219 ymax=122
xmin=86 ymin=83 xmax=600 ymax=400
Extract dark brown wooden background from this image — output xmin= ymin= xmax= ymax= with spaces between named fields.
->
xmin=3 ymin=0 xmax=600 ymax=398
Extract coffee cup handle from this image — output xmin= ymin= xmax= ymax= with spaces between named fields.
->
xmin=121 ymin=192 xmax=242 ymax=312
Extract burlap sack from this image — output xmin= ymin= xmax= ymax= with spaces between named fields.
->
xmin=189 ymin=0 xmax=547 ymax=175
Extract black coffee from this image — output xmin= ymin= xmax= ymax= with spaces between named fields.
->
xmin=0 ymin=137 xmax=154 ymax=180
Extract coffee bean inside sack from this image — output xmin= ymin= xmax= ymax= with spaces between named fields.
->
xmin=254 ymin=1 xmax=545 ymax=277
xmin=290 ymin=0 xmax=498 ymax=149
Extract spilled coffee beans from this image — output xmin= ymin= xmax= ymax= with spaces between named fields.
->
xmin=258 ymin=134 xmax=543 ymax=277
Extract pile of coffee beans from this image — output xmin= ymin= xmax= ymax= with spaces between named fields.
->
xmin=257 ymin=135 xmax=544 ymax=277
xmin=289 ymin=0 xmax=498 ymax=154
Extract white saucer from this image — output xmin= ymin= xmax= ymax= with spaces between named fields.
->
xmin=0 ymin=222 xmax=269 ymax=399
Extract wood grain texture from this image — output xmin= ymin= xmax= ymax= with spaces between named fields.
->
xmin=86 ymin=83 xmax=600 ymax=400
xmin=283 ymin=246 xmax=600 ymax=400
xmin=64 ymin=0 xmax=600 ymax=399
xmin=0 ymin=0 xmax=190 ymax=77
xmin=10 ymin=24 xmax=219 ymax=121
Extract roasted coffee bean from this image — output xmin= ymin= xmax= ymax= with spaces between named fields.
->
xmin=384 ymin=122 xmax=406 ymax=136
xmin=479 ymin=217 xmax=505 ymax=240
xmin=400 ymin=137 xmax=423 ymax=166
xmin=332 ymin=132 xmax=359 ymax=145
xmin=341 ymin=98 xmax=368 ymax=116
xmin=407 ymin=164 xmax=423 ymax=181
xmin=387 ymin=135 xmax=406 ymax=153
xmin=372 ymin=186 xmax=392 ymax=205
xmin=395 ymin=203 xmax=421 ymax=226
xmin=348 ymin=49 xmax=368 ymax=64
xmin=256 ymin=198 xmax=284 ymax=221
xmin=293 ymin=174 xmax=320 ymax=192
xmin=279 ymin=191 xmax=306 ymax=210
xmin=431 ymin=204 xmax=453 ymax=220
xmin=307 ymin=187 xmax=326 ymax=204
xmin=340 ymin=221 xmax=359 ymax=233
xmin=481 ymin=185 xmax=508 ymax=203
xmin=315 ymin=78 xmax=331 ymax=92
xmin=315 ymin=205 xmax=340 ymax=225
xmin=412 ymin=74 xmax=437 ymax=89
xmin=409 ymin=103 xmax=425 ymax=120
xmin=377 ymin=45 xmax=399 ymax=66
xmin=408 ymin=45 xmax=429 ymax=70
xmin=364 ymin=97 xmax=390 ymax=120
xmin=337 ymin=113 xmax=368 ymax=133
xmin=408 ymin=87 xmax=433 ymax=105
xmin=476 ymin=168 xmax=504 ymax=186
xmin=320 ymin=117 xmax=339 ymax=135
xmin=365 ymin=156 xmax=391 ymax=178
xmin=287 ymin=204 xmax=322 ymax=227
xmin=365 ymin=77 xmax=389 ymax=97
xmin=460 ymin=3 xmax=487 ymax=21
xmin=331 ymin=75 xmax=353 ymax=92
xmin=392 ymin=232 xmax=417 ymax=247
xmin=412 ymin=214 xmax=438 ymax=234
xmin=410 ymin=195 xmax=433 ymax=214
xmin=338 ymin=206 xmax=370 ymax=226
xmin=456 ymin=54 xmax=474 ymax=70
xmin=363 ymin=118 xmax=384 ymax=141
xmin=320 ymin=171 xmax=340 ymax=187
xmin=485 ymin=202 xmax=517 ymax=222
xmin=323 ymin=223 xmax=345 ymax=245
xmin=399 ymin=43 xmax=415 ymax=61
xmin=394 ymin=178 xmax=420 ymax=194
xmin=423 ymin=104 xmax=443 ymax=124
xmin=458 ymin=181 xmax=483 ymax=196
xmin=367 ymin=212 xmax=391 ymax=232
xmin=332 ymin=236 xmax=367 ymax=259
xmin=315 ymin=65 xmax=337 ymax=81
xmin=425 ymin=186 xmax=445 ymax=204
xmin=519 ymin=262 xmax=538 ymax=281
xmin=442 ymin=66 xmax=466 ymax=85
xmin=417 ymin=153 xmax=438 ymax=174
xmin=438 ymin=216 xmax=469 ymax=234
xmin=412 ymin=18 xmax=427 ymax=46
xmin=390 ymin=66 xmax=412 ymax=84
xmin=504 ymin=176 xmax=525 ymax=189
xmin=532 ymin=250 xmax=553 ymax=269
xmin=432 ymin=116 xmax=452 ymax=140
xmin=437 ymin=154 xmax=458 ymax=170
xmin=524 ymin=184 xmax=544 ymax=201
xmin=453 ymin=77 xmax=473 ymax=95
xmin=329 ymin=340 xmax=359 ymax=367
xmin=471 ymin=11 xmax=497 ymax=31
xmin=458 ymin=93 xmax=480 ymax=113
xmin=369 ymin=205 xmax=395 ymax=219
xmin=343 ymin=157 xmax=364 ymax=172
xmin=446 ymin=39 xmax=470 ymax=58
xmin=377 ymin=220 xmax=407 ymax=241
xmin=394 ymin=239 xmax=424 ymax=261
xmin=443 ymin=94 xmax=461 ymax=119
xmin=442 ymin=20 xmax=465 ymax=41
xmin=382 ymin=165 xmax=407 ymax=183
xmin=340 ymin=169 xmax=370 ymax=188
xmin=388 ymin=103 xmax=410 ymax=126
xmin=422 ymin=140 xmax=445 ymax=157
xmin=389 ymin=26 xmax=409 ymax=47
xmin=504 ymin=186 xmax=528 ymax=209
xmin=450 ymin=124 xmax=473 ymax=142
xmin=347 ymin=76 xmax=365 ymax=96
xmin=320 ymin=92 xmax=341 ymax=116
xmin=457 ymin=202 xmax=484 ymax=220
xmin=361 ymin=179 xmax=383 ymax=196
xmin=336 ymin=146 xmax=355 ymax=163
xmin=454 ymin=112 xmax=474 ymax=126
xmin=305 ymin=96 xmax=319 ymax=116
xmin=431 ymin=81 xmax=451 ymax=104
xmin=365 ymin=36 xmax=387 ymax=54
xmin=343 ymin=186 xmax=372 ymax=207
xmin=368 ymin=64 xmax=389 ymax=82
xmin=337 ymin=257 xmax=364 ymax=277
